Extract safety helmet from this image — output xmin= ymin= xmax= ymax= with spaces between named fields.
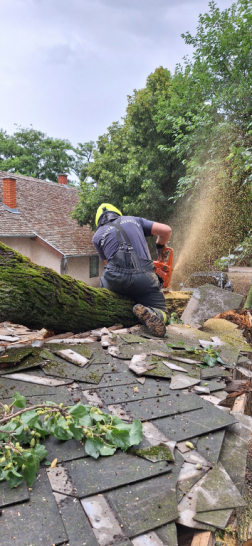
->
xmin=95 ymin=203 xmax=122 ymax=226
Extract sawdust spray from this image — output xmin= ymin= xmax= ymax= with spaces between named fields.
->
xmin=168 ymin=163 xmax=251 ymax=290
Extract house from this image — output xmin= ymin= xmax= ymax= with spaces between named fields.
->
xmin=0 ymin=172 xmax=103 ymax=286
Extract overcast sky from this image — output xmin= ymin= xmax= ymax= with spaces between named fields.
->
xmin=0 ymin=0 xmax=234 ymax=145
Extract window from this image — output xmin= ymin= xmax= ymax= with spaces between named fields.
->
xmin=89 ymin=255 xmax=99 ymax=278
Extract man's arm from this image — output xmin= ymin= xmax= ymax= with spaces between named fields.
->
xmin=151 ymin=222 xmax=171 ymax=245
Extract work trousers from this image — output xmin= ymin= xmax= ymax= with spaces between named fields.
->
xmin=100 ymin=248 xmax=167 ymax=313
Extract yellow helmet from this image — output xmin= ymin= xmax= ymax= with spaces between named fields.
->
xmin=95 ymin=203 xmax=122 ymax=226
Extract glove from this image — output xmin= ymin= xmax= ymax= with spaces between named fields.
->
xmin=156 ymin=243 xmax=165 ymax=259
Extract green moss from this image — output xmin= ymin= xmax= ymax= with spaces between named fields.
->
xmin=0 ymin=347 xmax=33 ymax=364
xmin=0 ymin=242 xmax=138 ymax=333
xmin=134 ymin=443 xmax=174 ymax=462
xmin=87 ymin=371 xmax=103 ymax=384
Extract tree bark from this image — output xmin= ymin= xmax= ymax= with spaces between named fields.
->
xmin=0 ymin=242 xmax=137 ymax=333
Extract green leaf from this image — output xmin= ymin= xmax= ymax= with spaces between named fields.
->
xmin=98 ymin=443 xmax=117 ymax=456
xmin=53 ymin=425 xmax=73 ymax=441
xmin=129 ymin=420 xmax=142 ymax=446
xmin=204 ymin=354 xmax=217 ymax=367
xmin=31 ymin=444 xmax=48 ymax=461
xmin=68 ymin=403 xmax=89 ymax=418
xmin=68 ymin=423 xmax=84 ymax=441
xmin=105 ymin=428 xmax=131 ymax=451
xmin=217 ymin=356 xmax=226 ymax=365
xmin=79 ymin=414 xmax=93 ymax=427
xmin=21 ymin=452 xmax=40 ymax=486
xmin=22 ymin=463 xmax=37 ymax=487
xmin=12 ymin=392 xmax=26 ymax=408
xmin=110 ymin=416 xmax=124 ymax=426
xmin=7 ymin=469 xmax=24 ymax=489
xmin=91 ymin=413 xmax=107 ymax=423
xmin=20 ymin=410 xmax=39 ymax=427
xmin=0 ymin=421 xmax=18 ymax=441
xmin=85 ymin=437 xmax=117 ymax=458
xmin=85 ymin=437 xmax=104 ymax=459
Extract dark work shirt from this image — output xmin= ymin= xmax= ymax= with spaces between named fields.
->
xmin=93 ymin=216 xmax=153 ymax=261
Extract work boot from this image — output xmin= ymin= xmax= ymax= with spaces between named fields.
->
xmin=133 ymin=304 xmax=167 ymax=338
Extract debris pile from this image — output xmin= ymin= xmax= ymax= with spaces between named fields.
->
xmin=0 ymin=298 xmax=252 ymax=545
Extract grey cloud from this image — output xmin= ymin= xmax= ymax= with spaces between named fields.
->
xmin=0 ymin=0 xmax=234 ymax=146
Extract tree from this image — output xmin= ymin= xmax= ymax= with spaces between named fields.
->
xmin=157 ymin=0 xmax=252 ymax=200
xmin=0 ymin=126 xmax=95 ymax=185
xmin=74 ymin=141 xmax=96 ymax=181
xmin=0 ymin=242 xmax=137 ymax=333
xmin=0 ymin=127 xmax=75 ymax=182
xmin=154 ymin=0 xmax=252 ymax=274
xmin=72 ymin=67 xmax=185 ymax=229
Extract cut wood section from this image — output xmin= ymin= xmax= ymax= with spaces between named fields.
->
xmin=191 ymin=531 xmax=214 ymax=546
xmin=232 ymin=393 xmax=247 ymax=413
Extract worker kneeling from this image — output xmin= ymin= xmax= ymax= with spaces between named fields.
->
xmin=93 ymin=204 xmax=172 ymax=338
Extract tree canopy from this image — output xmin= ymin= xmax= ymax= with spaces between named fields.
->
xmin=72 ymin=0 xmax=252 ymax=267
xmin=1 ymin=0 xmax=251 ymax=266
xmin=0 ymin=126 xmax=95 ymax=184
xmin=72 ymin=67 xmax=185 ymax=228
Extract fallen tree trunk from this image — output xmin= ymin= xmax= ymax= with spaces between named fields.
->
xmin=0 ymin=242 xmax=137 ymax=333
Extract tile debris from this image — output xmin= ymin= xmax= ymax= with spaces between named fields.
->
xmin=0 ymin=308 xmax=251 ymax=546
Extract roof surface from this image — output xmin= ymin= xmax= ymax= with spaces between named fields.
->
xmin=0 ymin=320 xmax=250 ymax=546
xmin=0 ymin=171 xmax=95 ymax=256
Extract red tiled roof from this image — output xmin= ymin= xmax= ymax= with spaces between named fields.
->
xmin=0 ymin=172 xmax=96 ymax=256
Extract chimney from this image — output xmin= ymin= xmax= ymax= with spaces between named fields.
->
xmin=2 ymin=177 xmax=17 ymax=209
xmin=58 ymin=173 xmax=68 ymax=185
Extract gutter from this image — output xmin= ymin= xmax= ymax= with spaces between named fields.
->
xmin=0 ymin=234 xmax=35 ymax=238
xmin=34 ymin=234 xmax=64 ymax=259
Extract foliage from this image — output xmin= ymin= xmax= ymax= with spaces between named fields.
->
xmin=168 ymin=312 xmax=183 ymax=325
xmin=72 ymin=67 xmax=185 ymax=229
xmin=214 ymin=231 xmax=252 ymax=268
xmin=158 ymin=0 xmax=252 ymax=199
xmin=0 ymin=126 xmax=95 ymax=184
xmin=72 ymin=0 xmax=251 ymax=268
xmin=166 ymin=342 xmax=225 ymax=368
xmin=0 ymin=392 xmax=142 ymax=489
xmin=74 ymin=141 xmax=96 ymax=181
xmin=203 ymin=348 xmax=226 ymax=368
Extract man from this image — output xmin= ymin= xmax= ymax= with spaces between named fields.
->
xmin=93 ymin=203 xmax=172 ymax=337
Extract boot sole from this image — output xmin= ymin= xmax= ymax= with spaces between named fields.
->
xmin=133 ymin=304 xmax=166 ymax=338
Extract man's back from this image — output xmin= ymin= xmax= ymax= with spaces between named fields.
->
xmin=93 ymin=215 xmax=153 ymax=262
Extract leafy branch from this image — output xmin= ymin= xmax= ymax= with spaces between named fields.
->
xmin=0 ymin=392 xmax=142 ymax=490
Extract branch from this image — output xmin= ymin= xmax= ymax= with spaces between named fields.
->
xmin=0 ymin=403 xmax=67 ymax=425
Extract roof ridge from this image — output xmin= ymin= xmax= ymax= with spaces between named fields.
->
xmin=0 ymin=170 xmax=76 ymax=189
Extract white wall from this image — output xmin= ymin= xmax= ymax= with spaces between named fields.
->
xmin=0 ymin=237 xmax=104 ymax=286
xmin=0 ymin=237 xmax=60 ymax=273
xmin=66 ymin=256 xmax=104 ymax=287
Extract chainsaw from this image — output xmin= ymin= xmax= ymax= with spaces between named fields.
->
xmin=153 ymin=247 xmax=173 ymax=290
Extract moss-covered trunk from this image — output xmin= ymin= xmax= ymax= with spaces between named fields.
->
xmin=0 ymin=242 xmax=137 ymax=333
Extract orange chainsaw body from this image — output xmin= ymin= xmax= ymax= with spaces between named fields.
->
xmin=153 ymin=247 xmax=173 ymax=290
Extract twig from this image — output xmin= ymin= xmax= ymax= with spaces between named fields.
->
xmin=0 ymin=403 xmax=68 ymax=425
